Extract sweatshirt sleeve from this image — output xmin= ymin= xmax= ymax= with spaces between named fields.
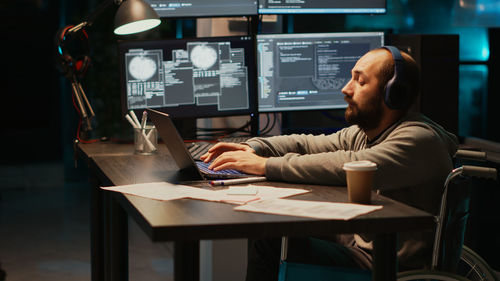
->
xmin=249 ymin=123 xmax=457 ymax=189
xmin=245 ymin=127 xmax=355 ymax=157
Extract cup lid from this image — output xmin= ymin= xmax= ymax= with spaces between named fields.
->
xmin=342 ymin=160 xmax=377 ymax=171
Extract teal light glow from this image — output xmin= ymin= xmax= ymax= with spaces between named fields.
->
xmin=481 ymin=46 xmax=490 ymax=60
xmin=405 ymin=15 xmax=414 ymax=27
xmin=458 ymin=65 xmax=489 ymax=138
xmin=344 ymin=0 xmax=492 ymax=62
xmin=458 ymin=28 xmax=489 ymax=61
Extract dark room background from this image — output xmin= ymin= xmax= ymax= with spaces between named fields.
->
xmin=1 ymin=0 xmax=499 ymax=271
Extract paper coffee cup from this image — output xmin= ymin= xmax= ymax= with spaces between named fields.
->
xmin=343 ymin=160 xmax=377 ymax=204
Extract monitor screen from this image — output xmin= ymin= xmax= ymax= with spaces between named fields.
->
xmin=256 ymin=32 xmax=384 ymax=113
xmin=259 ymin=0 xmax=386 ymax=14
xmin=117 ymin=36 xmax=257 ymax=119
xmin=144 ymin=0 xmax=258 ymax=17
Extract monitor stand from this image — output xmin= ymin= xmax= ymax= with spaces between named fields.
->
xmin=250 ymin=114 xmax=259 ymax=137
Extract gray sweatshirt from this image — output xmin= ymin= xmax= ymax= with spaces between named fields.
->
xmin=245 ymin=112 xmax=459 ymax=269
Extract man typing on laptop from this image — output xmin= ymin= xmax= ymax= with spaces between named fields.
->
xmin=201 ymin=47 xmax=458 ymax=280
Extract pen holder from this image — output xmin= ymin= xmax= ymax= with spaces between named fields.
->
xmin=134 ymin=125 xmax=158 ymax=155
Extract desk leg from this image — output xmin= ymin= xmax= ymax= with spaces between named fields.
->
xmin=107 ymin=194 xmax=129 ymax=281
xmin=174 ymin=241 xmax=200 ymax=281
xmin=372 ymin=233 xmax=397 ymax=281
xmin=89 ymin=174 xmax=105 ymax=281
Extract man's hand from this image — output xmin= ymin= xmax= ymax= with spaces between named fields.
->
xmin=200 ymin=142 xmax=268 ymax=175
xmin=201 ymin=142 xmax=255 ymax=163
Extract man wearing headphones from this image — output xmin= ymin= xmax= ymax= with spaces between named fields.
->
xmin=202 ymin=47 xmax=459 ymax=280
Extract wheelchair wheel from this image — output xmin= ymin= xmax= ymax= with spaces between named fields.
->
xmin=456 ymin=245 xmax=499 ymax=281
xmin=398 ymin=270 xmax=470 ymax=281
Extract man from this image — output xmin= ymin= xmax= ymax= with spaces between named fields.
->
xmin=201 ymin=47 xmax=458 ymax=279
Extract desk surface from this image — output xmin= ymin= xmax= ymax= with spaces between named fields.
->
xmin=79 ymin=142 xmax=434 ymax=242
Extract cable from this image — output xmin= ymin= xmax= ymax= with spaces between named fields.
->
xmin=193 ymin=112 xmax=281 ymax=140
xmin=261 ymin=113 xmax=279 ymax=136
xmin=259 ymin=113 xmax=271 ymax=133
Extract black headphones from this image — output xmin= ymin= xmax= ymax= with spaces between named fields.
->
xmin=55 ymin=25 xmax=91 ymax=78
xmin=381 ymin=46 xmax=412 ymax=110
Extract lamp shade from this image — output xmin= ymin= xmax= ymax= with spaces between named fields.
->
xmin=114 ymin=0 xmax=161 ymax=35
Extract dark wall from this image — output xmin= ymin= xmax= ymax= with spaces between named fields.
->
xmin=0 ymin=1 xmax=62 ymax=164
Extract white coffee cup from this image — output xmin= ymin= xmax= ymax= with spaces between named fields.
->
xmin=342 ymin=160 xmax=377 ymax=204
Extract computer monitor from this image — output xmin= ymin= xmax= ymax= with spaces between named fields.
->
xmin=258 ymin=0 xmax=386 ymax=14
xmin=117 ymin=36 xmax=257 ymax=119
xmin=256 ymin=32 xmax=384 ymax=113
xmin=144 ymin=0 xmax=258 ymax=18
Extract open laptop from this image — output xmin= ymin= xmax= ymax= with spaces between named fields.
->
xmin=147 ymin=108 xmax=253 ymax=180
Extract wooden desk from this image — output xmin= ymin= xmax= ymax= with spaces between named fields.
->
xmin=77 ymin=142 xmax=434 ymax=281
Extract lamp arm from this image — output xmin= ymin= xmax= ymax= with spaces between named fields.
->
xmin=69 ymin=0 xmax=123 ymax=33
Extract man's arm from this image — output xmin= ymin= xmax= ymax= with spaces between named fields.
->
xmin=264 ymin=124 xmax=455 ymax=189
xmin=201 ymin=127 xmax=358 ymax=177
xmin=245 ymin=128 xmax=355 ymax=157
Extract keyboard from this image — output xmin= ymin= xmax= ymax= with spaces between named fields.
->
xmin=187 ymin=136 xmax=255 ymax=161
xmin=217 ymin=136 xmax=253 ymax=143
xmin=187 ymin=141 xmax=214 ymax=161
xmin=196 ymin=161 xmax=245 ymax=176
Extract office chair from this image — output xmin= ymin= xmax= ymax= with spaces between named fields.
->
xmin=279 ymin=150 xmax=498 ymax=281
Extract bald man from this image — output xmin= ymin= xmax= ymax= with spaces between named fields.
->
xmin=202 ymin=47 xmax=458 ymax=279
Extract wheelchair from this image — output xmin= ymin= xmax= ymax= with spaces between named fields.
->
xmin=399 ymin=149 xmax=498 ymax=281
xmin=279 ymin=150 xmax=499 ymax=281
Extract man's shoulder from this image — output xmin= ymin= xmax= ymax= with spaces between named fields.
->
xmin=398 ymin=114 xmax=454 ymax=137
xmin=391 ymin=113 xmax=458 ymax=152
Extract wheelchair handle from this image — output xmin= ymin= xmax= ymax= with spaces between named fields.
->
xmin=461 ymin=165 xmax=497 ymax=180
xmin=454 ymin=150 xmax=487 ymax=161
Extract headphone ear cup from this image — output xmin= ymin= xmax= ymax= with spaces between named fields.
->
xmin=382 ymin=46 xmax=412 ymax=110
xmin=74 ymin=56 xmax=91 ymax=76
xmin=384 ymin=77 xmax=395 ymax=108
xmin=385 ymin=79 xmax=410 ymax=109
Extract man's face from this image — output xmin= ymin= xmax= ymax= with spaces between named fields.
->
xmin=341 ymin=50 xmax=388 ymax=131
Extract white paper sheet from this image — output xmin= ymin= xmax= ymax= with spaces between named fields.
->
xmin=234 ymin=198 xmax=383 ymax=220
xmin=100 ymin=182 xmax=310 ymax=205
xmin=101 ymin=182 xmax=211 ymax=201
xmin=193 ymin=185 xmax=311 ymax=205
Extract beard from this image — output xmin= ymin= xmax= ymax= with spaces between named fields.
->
xmin=345 ymin=94 xmax=384 ymax=131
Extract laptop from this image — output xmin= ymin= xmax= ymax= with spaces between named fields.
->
xmin=147 ymin=108 xmax=253 ymax=180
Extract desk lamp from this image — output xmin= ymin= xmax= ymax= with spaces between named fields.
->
xmin=55 ymin=0 xmax=161 ymax=139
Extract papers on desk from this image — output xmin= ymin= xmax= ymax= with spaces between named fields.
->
xmin=101 ymin=182 xmax=205 ymax=201
xmin=101 ymin=182 xmax=310 ymax=205
xmin=208 ymin=185 xmax=310 ymax=205
xmin=234 ymin=198 xmax=383 ymax=220
xmin=101 ymin=182 xmax=383 ymax=219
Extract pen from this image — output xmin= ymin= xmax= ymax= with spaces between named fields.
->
xmin=129 ymin=110 xmax=141 ymax=128
xmin=140 ymin=110 xmax=147 ymax=131
xmin=125 ymin=114 xmax=139 ymax=129
xmin=210 ymin=176 xmax=267 ymax=186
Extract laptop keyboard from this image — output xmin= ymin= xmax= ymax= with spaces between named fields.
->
xmin=217 ymin=136 xmax=253 ymax=143
xmin=187 ymin=142 xmax=214 ymax=161
xmin=187 ymin=137 xmax=253 ymax=161
xmin=196 ymin=161 xmax=244 ymax=175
